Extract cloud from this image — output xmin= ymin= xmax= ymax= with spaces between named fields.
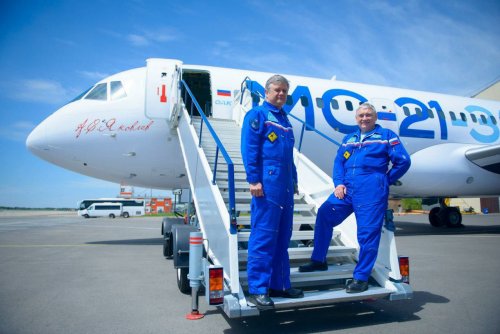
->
xmin=128 ymin=34 xmax=149 ymax=46
xmin=7 ymin=79 xmax=75 ymax=105
xmin=127 ymin=27 xmax=179 ymax=47
xmin=0 ymin=121 xmax=37 ymax=142
xmin=77 ymin=70 xmax=109 ymax=81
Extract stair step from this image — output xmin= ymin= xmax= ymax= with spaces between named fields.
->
xmin=235 ymin=215 xmax=316 ymax=226
xmin=238 ymin=230 xmax=322 ymax=242
xmin=216 ymin=181 xmax=250 ymax=190
xmin=235 ymin=203 xmax=315 ymax=213
xmin=238 ymin=244 xmax=352 ymax=261
xmin=247 ymin=286 xmax=393 ymax=309
xmin=239 ymin=263 xmax=356 ymax=286
xmin=222 ymin=191 xmax=305 ymax=203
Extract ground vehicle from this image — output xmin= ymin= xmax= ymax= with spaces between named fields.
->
xmin=78 ymin=202 xmax=123 ymax=218
xmin=78 ymin=198 xmax=145 ymax=218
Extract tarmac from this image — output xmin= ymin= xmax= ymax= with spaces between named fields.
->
xmin=0 ymin=211 xmax=499 ymax=333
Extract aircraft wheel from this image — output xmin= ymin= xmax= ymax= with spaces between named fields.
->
xmin=429 ymin=207 xmax=444 ymax=227
xmin=177 ymin=267 xmax=191 ymax=294
xmin=122 ymin=212 xmax=129 ymax=218
xmin=445 ymin=207 xmax=462 ymax=227
xmin=109 ymin=213 xmax=115 ymax=218
xmin=83 ymin=214 xmax=89 ymax=218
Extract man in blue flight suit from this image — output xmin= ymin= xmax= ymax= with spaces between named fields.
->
xmin=241 ymin=74 xmax=304 ymax=309
xmin=299 ymin=102 xmax=411 ymax=293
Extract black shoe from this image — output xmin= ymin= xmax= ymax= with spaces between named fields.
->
xmin=269 ymin=288 xmax=304 ymax=298
xmin=247 ymin=294 xmax=274 ymax=309
xmin=346 ymin=279 xmax=368 ymax=293
xmin=298 ymin=261 xmax=328 ymax=272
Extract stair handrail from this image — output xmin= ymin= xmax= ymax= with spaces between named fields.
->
xmin=180 ymin=80 xmax=237 ymax=233
xmin=241 ymin=79 xmax=341 ymax=151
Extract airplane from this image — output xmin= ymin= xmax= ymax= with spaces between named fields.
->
xmin=26 ymin=58 xmax=500 ymax=227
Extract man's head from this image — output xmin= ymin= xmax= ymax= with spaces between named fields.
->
xmin=265 ymin=74 xmax=289 ymax=108
xmin=356 ymin=102 xmax=378 ymax=133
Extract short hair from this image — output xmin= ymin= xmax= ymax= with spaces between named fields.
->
xmin=265 ymin=74 xmax=289 ymax=91
xmin=356 ymin=102 xmax=377 ymax=115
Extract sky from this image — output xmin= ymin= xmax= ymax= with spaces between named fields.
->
xmin=0 ymin=0 xmax=499 ymax=208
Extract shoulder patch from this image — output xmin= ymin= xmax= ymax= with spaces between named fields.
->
xmin=347 ymin=136 xmax=356 ymax=143
xmin=250 ymin=118 xmax=260 ymax=130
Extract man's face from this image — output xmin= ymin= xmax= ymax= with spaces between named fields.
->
xmin=265 ymin=82 xmax=288 ymax=108
xmin=356 ymin=107 xmax=377 ymax=133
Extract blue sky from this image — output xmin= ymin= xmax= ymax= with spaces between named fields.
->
xmin=0 ymin=0 xmax=499 ymax=208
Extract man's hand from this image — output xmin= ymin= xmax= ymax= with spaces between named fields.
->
xmin=249 ymin=182 xmax=264 ymax=197
xmin=334 ymin=184 xmax=346 ymax=199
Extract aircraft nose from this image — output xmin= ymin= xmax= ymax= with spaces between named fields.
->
xmin=26 ymin=120 xmax=48 ymax=155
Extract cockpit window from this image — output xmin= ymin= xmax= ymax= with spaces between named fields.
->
xmin=85 ymin=83 xmax=107 ymax=100
xmin=70 ymin=86 xmax=92 ymax=103
xmin=110 ymin=81 xmax=127 ymax=100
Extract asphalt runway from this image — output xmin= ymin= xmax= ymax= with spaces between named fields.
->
xmin=0 ymin=211 xmax=499 ymax=333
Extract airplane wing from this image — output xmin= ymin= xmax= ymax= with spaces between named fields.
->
xmin=465 ymin=144 xmax=500 ymax=174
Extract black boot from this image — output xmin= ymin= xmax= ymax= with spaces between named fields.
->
xmin=247 ymin=294 xmax=274 ymax=309
xmin=298 ymin=261 xmax=328 ymax=272
xmin=269 ymin=287 xmax=304 ymax=298
xmin=346 ymin=279 xmax=368 ymax=293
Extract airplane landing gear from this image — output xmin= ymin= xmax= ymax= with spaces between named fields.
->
xmin=428 ymin=198 xmax=463 ymax=227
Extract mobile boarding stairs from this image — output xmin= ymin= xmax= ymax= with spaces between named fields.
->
xmin=163 ymin=79 xmax=412 ymax=318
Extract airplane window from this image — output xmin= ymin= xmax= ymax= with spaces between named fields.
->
xmin=449 ymin=111 xmax=457 ymax=121
xmin=437 ymin=110 xmax=445 ymax=119
xmin=300 ymin=96 xmax=309 ymax=107
xmin=316 ymin=98 xmax=324 ymax=108
xmin=286 ymin=95 xmax=293 ymax=106
xmin=491 ymin=116 xmax=497 ymax=125
xmin=415 ymin=107 xmax=422 ymax=117
xmin=85 ymin=83 xmax=107 ymax=100
xmin=471 ymin=114 xmax=477 ymax=123
xmin=403 ymin=106 xmax=410 ymax=116
xmin=427 ymin=109 xmax=434 ymax=118
xmin=480 ymin=115 xmax=487 ymax=124
xmin=331 ymin=99 xmax=339 ymax=110
xmin=110 ymin=81 xmax=127 ymax=100
xmin=345 ymin=100 xmax=353 ymax=111
xmin=460 ymin=113 xmax=467 ymax=122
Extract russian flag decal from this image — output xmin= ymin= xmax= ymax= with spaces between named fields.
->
xmin=217 ymin=89 xmax=231 ymax=97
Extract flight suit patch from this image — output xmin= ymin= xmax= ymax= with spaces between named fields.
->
xmin=250 ymin=118 xmax=260 ymax=130
xmin=343 ymin=151 xmax=351 ymax=159
xmin=268 ymin=131 xmax=278 ymax=142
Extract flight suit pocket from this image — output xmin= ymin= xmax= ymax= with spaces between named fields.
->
xmin=263 ymin=165 xmax=281 ymax=203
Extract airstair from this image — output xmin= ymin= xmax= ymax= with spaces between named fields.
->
xmin=173 ymin=79 xmax=412 ymax=318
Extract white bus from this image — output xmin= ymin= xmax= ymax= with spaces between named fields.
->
xmin=77 ymin=198 xmax=145 ymax=218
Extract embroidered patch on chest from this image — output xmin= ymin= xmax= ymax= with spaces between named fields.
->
xmin=268 ymin=131 xmax=278 ymax=142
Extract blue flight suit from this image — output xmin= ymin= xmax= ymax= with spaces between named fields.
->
xmin=241 ymin=101 xmax=297 ymax=295
xmin=311 ymin=124 xmax=411 ymax=281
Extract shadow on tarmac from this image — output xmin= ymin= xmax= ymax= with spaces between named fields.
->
xmin=86 ymin=238 xmax=163 ymax=245
xmin=215 ymin=290 xmax=448 ymax=333
xmin=394 ymin=221 xmax=500 ymax=237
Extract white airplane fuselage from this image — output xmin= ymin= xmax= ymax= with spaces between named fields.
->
xmin=26 ymin=59 xmax=500 ymax=198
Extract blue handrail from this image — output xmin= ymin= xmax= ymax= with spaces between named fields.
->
xmin=242 ymin=80 xmax=341 ymax=151
xmin=180 ymin=80 xmax=237 ymax=234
